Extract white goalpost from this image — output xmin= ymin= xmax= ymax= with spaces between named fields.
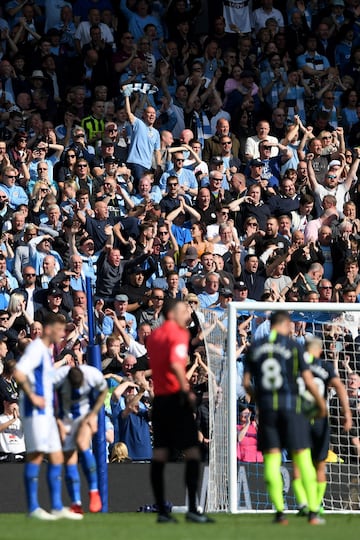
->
xmin=204 ymin=301 xmax=360 ymax=514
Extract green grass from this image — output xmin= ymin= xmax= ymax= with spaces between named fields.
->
xmin=0 ymin=513 xmax=359 ymax=540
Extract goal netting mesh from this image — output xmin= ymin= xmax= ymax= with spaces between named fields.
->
xmin=202 ymin=302 xmax=360 ymax=513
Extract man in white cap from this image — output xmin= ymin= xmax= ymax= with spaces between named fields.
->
xmin=308 ymin=149 xmax=360 ymax=214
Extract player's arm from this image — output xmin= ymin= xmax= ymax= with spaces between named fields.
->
xmin=301 ymin=369 xmax=327 ymax=418
xmin=90 ymin=385 xmax=108 ymax=417
xmin=13 ymin=368 xmax=45 ymax=410
xmin=171 ymin=361 xmax=190 ymax=393
xmin=329 ymin=377 xmax=352 ymax=432
xmin=83 ymin=383 xmax=108 ymax=433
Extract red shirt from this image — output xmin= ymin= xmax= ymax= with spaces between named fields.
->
xmin=147 ymin=320 xmax=189 ymax=396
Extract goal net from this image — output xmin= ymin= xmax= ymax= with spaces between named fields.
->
xmin=203 ymin=301 xmax=360 ymax=513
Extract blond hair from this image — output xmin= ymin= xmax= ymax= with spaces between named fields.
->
xmin=110 ymin=442 xmax=130 ymax=463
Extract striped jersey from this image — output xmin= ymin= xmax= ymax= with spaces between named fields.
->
xmin=53 ymin=365 xmax=107 ymax=420
xmin=17 ymin=338 xmax=56 ymax=418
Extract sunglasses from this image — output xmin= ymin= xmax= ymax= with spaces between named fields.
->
xmin=168 ymin=183 xmax=178 ymax=187
xmin=24 ymin=273 xmax=36 ymax=277
xmin=320 ymin=286 xmax=332 ymax=289
xmin=175 ymin=159 xmax=185 ymax=162
xmin=77 ymin=164 xmax=87 ymax=168
xmin=152 ymin=296 xmax=164 ymax=300
xmin=74 ymin=134 xmax=85 ymax=138
xmin=188 ymin=300 xmax=198 ymax=305
xmin=322 ymin=136 xmax=332 ymax=140
xmin=0 ymin=317 xmax=9 ymax=321
xmin=5 ymin=175 xmax=16 ymax=179
xmin=221 ymin=141 xmax=232 ymax=145
xmin=327 ymin=174 xmax=337 ymax=179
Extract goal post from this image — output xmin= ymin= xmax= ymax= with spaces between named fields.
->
xmin=205 ymin=301 xmax=360 ymax=514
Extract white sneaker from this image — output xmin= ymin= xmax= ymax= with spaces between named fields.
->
xmin=51 ymin=507 xmax=84 ymax=520
xmin=29 ymin=507 xmax=59 ymax=521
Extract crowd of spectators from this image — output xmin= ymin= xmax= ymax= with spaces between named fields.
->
xmin=0 ymin=0 xmax=359 ymax=467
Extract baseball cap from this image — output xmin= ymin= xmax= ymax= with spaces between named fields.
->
xmin=219 ymin=287 xmax=233 ymax=297
xmin=184 ymin=246 xmax=198 ymax=260
xmin=47 ymin=287 xmax=63 ymax=297
xmin=57 ymin=271 xmax=71 ymax=281
xmin=249 ymin=158 xmax=264 ymax=167
xmin=101 ymin=138 xmax=115 ymax=147
xmin=104 ymin=156 xmax=117 ymax=164
xmin=236 ymin=281 xmax=248 ymax=291
xmin=31 ymin=70 xmax=46 ymax=79
xmin=328 ymin=159 xmax=341 ymax=169
xmin=115 ymin=294 xmax=128 ymax=302
xmin=211 ymin=156 xmax=224 ymax=165
xmin=133 ymin=265 xmax=145 ymax=274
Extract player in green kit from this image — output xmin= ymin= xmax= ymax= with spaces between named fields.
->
xmin=292 ymin=337 xmax=352 ymax=518
xmin=244 ymin=311 xmax=327 ymax=525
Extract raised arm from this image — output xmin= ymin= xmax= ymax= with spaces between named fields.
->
xmin=124 ymin=93 xmax=136 ymax=125
xmin=344 ymin=148 xmax=360 ymax=190
xmin=306 ymin=153 xmax=319 ymax=192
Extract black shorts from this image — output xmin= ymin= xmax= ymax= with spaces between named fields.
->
xmin=258 ymin=409 xmax=311 ymax=452
xmin=310 ymin=417 xmax=330 ymax=462
xmin=152 ymin=392 xmax=199 ymax=451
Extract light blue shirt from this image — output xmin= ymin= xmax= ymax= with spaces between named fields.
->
xmin=159 ymin=167 xmax=197 ymax=193
xmin=0 ymin=183 xmax=28 ymax=209
xmin=102 ymin=313 xmax=137 ymax=339
xmin=198 ymin=291 xmax=219 ymax=309
xmin=120 ymin=0 xmax=163 ymax=40
xmin=28 ymin=156 xmax=59 ymax=186
xmin=127 ymin=117 xmax=160 ymax=169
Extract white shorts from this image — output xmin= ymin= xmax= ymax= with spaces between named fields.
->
xmin=62 ymin=417 xmax=84 ymax=453
xmin=23 ymin=415 xmax=62 ymax=454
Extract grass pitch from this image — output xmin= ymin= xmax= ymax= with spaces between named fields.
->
xmin=0 ymin=513 xmax=358 ymax=540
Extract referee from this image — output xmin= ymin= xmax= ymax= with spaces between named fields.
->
xmin=147 ymin=299 xmax=213 ymax=524
xmin=244 ymin=311 xmax=327 ymax=525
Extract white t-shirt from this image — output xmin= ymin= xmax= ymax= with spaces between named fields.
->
xmin=244 ymin=135 xmax=279 ymax=159
xmin=53 ymin=365 xmax=107 ymax=420
xmin=17 ymin=338 xmax=55 ymax=418
xmin=74 ymin=21 xmax=114 ymax=47
xmin=223 ymin=0 xmax=252 ymax=34
xmin=0 ymin=414 xmax=25 ymax=455
xmin=315 ymin=183 xmax=349 ymax=215
xmin=252 ymin=7 xmax=284 ymax=33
